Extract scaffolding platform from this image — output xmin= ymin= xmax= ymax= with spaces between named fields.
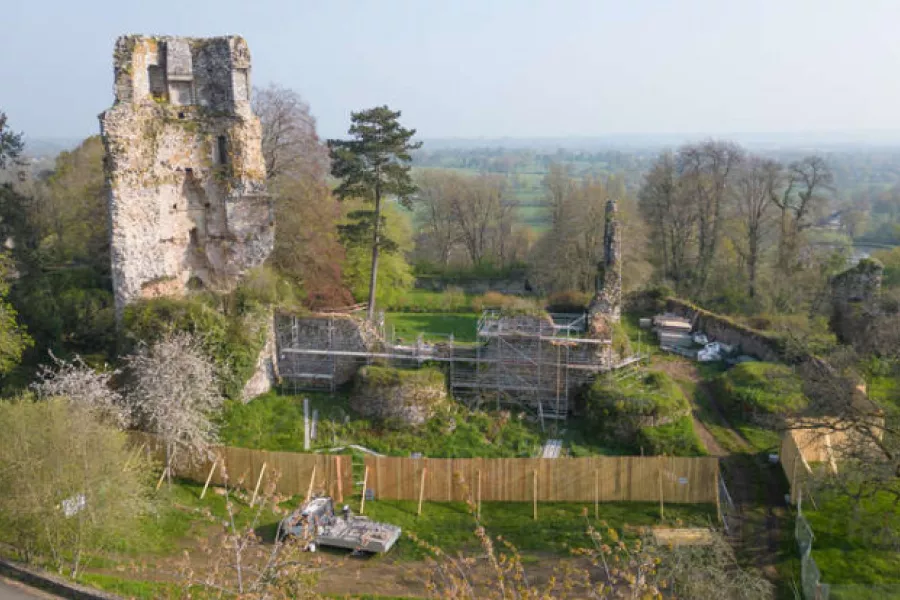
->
xmin=277 ymin=309 xmax=626 ymax=424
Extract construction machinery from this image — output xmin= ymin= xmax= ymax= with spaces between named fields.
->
xmin=279 ymin=496 xmax=401 ymax=554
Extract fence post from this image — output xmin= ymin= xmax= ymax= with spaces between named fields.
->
xmin=594 ymin=469 xmax=599 ymax=520
xmin=791 ymin=455 xmax=799 ymax=504
xmin=303 ymin=397 xmax=310 ymax=451
xmin=532 ymin=470 xmax=538 ymax=521
xmin=335 ymin=456 xmax=343 ymax=503
xmin=658 ymin=458 xmax=664 ymax=521
xmin=250 ymin=462 xmax=268 ymax=506
xmin=200 ymin=456 xmax=218 ymax=500
xmin=476 ymin=469 xmax=482 ymax=520
xmin=306 ymin=465 xmax=317 ymax=501
xmin=360 ymin=465 xmax=369 ymax=515
xmin=417 ymin=467 xmax=427 ymax=517
xmin=714 ymin=466 xmax=722 ymax=524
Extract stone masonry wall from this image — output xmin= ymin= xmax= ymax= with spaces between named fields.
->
xmin=589 ymin=199 xmax=622 ymax=334
xmin=665 ymin=298 xmax=783 ymax=362
xmin=830 ymin=258 xmax=884 ymax=345
xmin=100 ymin=35 xmax=273 ymax=315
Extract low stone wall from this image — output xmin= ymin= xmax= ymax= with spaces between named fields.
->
xmin=0 ymin=557 xmax=121 ymax=599
xmin=665 ymin=298 xmax=783 ymax=362
xmin=241 ymin=312 xmax=278 ymax=401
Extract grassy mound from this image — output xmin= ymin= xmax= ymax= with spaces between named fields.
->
xmin=636 ymin=416 xmax=705 ymax=456
xmin=586 ymin=371 xmax=690 ymax=424
xmin=584 ymin=371 xmax=700 ymax=455
xmin=715 ymin=362 xmax=808 ymax=419
xmin=220 ymin=391 xmax=542 ymax=458
xmin=352 ymin=366 xmax=449 ymax=427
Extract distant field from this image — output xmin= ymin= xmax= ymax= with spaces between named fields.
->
xmin=412 ymin=166 xmax=551 ymax=230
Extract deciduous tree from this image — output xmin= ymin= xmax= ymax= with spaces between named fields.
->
xmin=638 ymin=152 xmax=697 ymax=291
xmin=772 ymin=156 xmax=834 ymax=274
xmin=125 ymin=332 xmax=223 ymax=483
xmin=0 ymin=397 xmax=151 ymax=577
xmin=253 ymin=85 xmax=352 ymax=309
xmin=677 ymin=140 xmax=743 ymax=295
xmin=32 ymin=352 xmax=126 ymax=428
xmin=731 ymin=157 xmax=780 ymax=300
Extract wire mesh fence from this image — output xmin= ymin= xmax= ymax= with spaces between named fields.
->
xmin=789 ymin=480 xmax=900 ymax=599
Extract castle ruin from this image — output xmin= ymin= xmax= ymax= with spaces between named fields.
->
xmin=588 ymin=198 xmax=622 ymax=333
xmin=100 ymin=35 xmax=273 ymax=314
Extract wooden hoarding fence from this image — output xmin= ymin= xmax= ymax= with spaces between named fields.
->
xmin=363 ymin=455 xmax=718 ymax=504
xmin=129 ymin=432 xmax=352 ymax=500
xmin=129 ymin=433 xmax=718 ymax=505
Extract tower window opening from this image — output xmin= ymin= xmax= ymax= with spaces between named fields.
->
xmin=217 ymin=136 xmax=228 ymax=165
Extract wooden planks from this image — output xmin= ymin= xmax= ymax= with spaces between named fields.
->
xmin=128 ymin=432 xmax=352 ymax=499
xmin=364 ymin=455 xmax=718 ymax=504
xmin=128 ymin=431 xmax=718 ymax=505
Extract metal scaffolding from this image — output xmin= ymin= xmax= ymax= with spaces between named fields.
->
xmin=449 ymin=311 xmax=612 ymax=420
xmin=277 ymin=310 xmax=629 ymax=423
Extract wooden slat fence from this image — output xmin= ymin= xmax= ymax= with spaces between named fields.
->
xmin=364 ymin=455 xmax=718 ymax=504
xmin=129 ymin=432 xmax=353 ymax=502
xmin=780 ymin=430 xmax=813 ymax=505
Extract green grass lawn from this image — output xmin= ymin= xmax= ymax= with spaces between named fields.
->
xmin=361 ymin=499 xmax=716 ymax=561
xmin=385 ymin=312 xmax=479 ymax=343
xmin=805 ymin=491 xmax=900 ymax=586
xmin=220 ymin=391 xmax=543 ymax=458
xmin=869 ymin=375 xmax=900 ymax=411
xmin=78 ymin=480 xmax=715 ymax=597
xmin=385 ymin=289 xmax=476 ymax=313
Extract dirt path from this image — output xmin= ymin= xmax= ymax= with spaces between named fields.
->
xmin=652 ymin=357 xmax=788 ymax=585
xmin=653 ymin=359 xmax=733 ymax=457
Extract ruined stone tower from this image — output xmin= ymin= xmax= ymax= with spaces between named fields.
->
xmin=100 ymin=35 xmax=273 ymax=314
xmin=588 ymin=199 xmax=622 ymax=332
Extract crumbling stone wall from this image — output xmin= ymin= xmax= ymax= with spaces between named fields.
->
xmin=589 ymin=199 xmax=622 ymax=334
xmin=830 ymin=258 xmax=884 ymax=345
xmin=665 ymin=298 xmax=783 ymax=361
xmin=276 ymin=313 xmax=382 ymax=387
xmin=100 ymin=35 xmax=273 ymax=315
xmin=241 ymin=313 xmax=278 ymax=400
xmin=352 ymin=366 xmax=448 ymax=426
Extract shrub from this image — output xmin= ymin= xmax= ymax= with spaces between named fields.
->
xmin=122 ymin=296 xmax=268 ymax=400
xmin=637 ymin=416 xmax=705 ymax=456
xmin=440 ymin=286 xmax=468 ymax=311
xmin=0 ymin=397 xmax=153 ymax=576
xmin=472 ymin=291 xmax=540 ymax=313
xmin=545 ymin=290 xmax=591 ymax=313
xmin=714 ymin=362 xmax=808 ymax=419
xmin=624 ymin=286 xmax=673 ymax=315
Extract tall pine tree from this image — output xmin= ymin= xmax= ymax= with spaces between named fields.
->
xmin=328 ymin=106 xmax=420 ymax=320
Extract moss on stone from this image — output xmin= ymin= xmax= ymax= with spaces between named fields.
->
xmin=352 ymin=366 xmax=448 ymax=427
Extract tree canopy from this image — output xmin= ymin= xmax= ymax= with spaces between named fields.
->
xmin=329 ymin=106 xmax=420 ymax=319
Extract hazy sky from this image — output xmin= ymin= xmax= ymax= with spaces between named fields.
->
xmin=4 ymin=0 xmax=900 ymax=142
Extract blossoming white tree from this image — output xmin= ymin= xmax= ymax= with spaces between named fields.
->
xmin=126 ymin=332 xmax=223 ymax=483
xmin=32 ymin=352 xmax=128 ymax=428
